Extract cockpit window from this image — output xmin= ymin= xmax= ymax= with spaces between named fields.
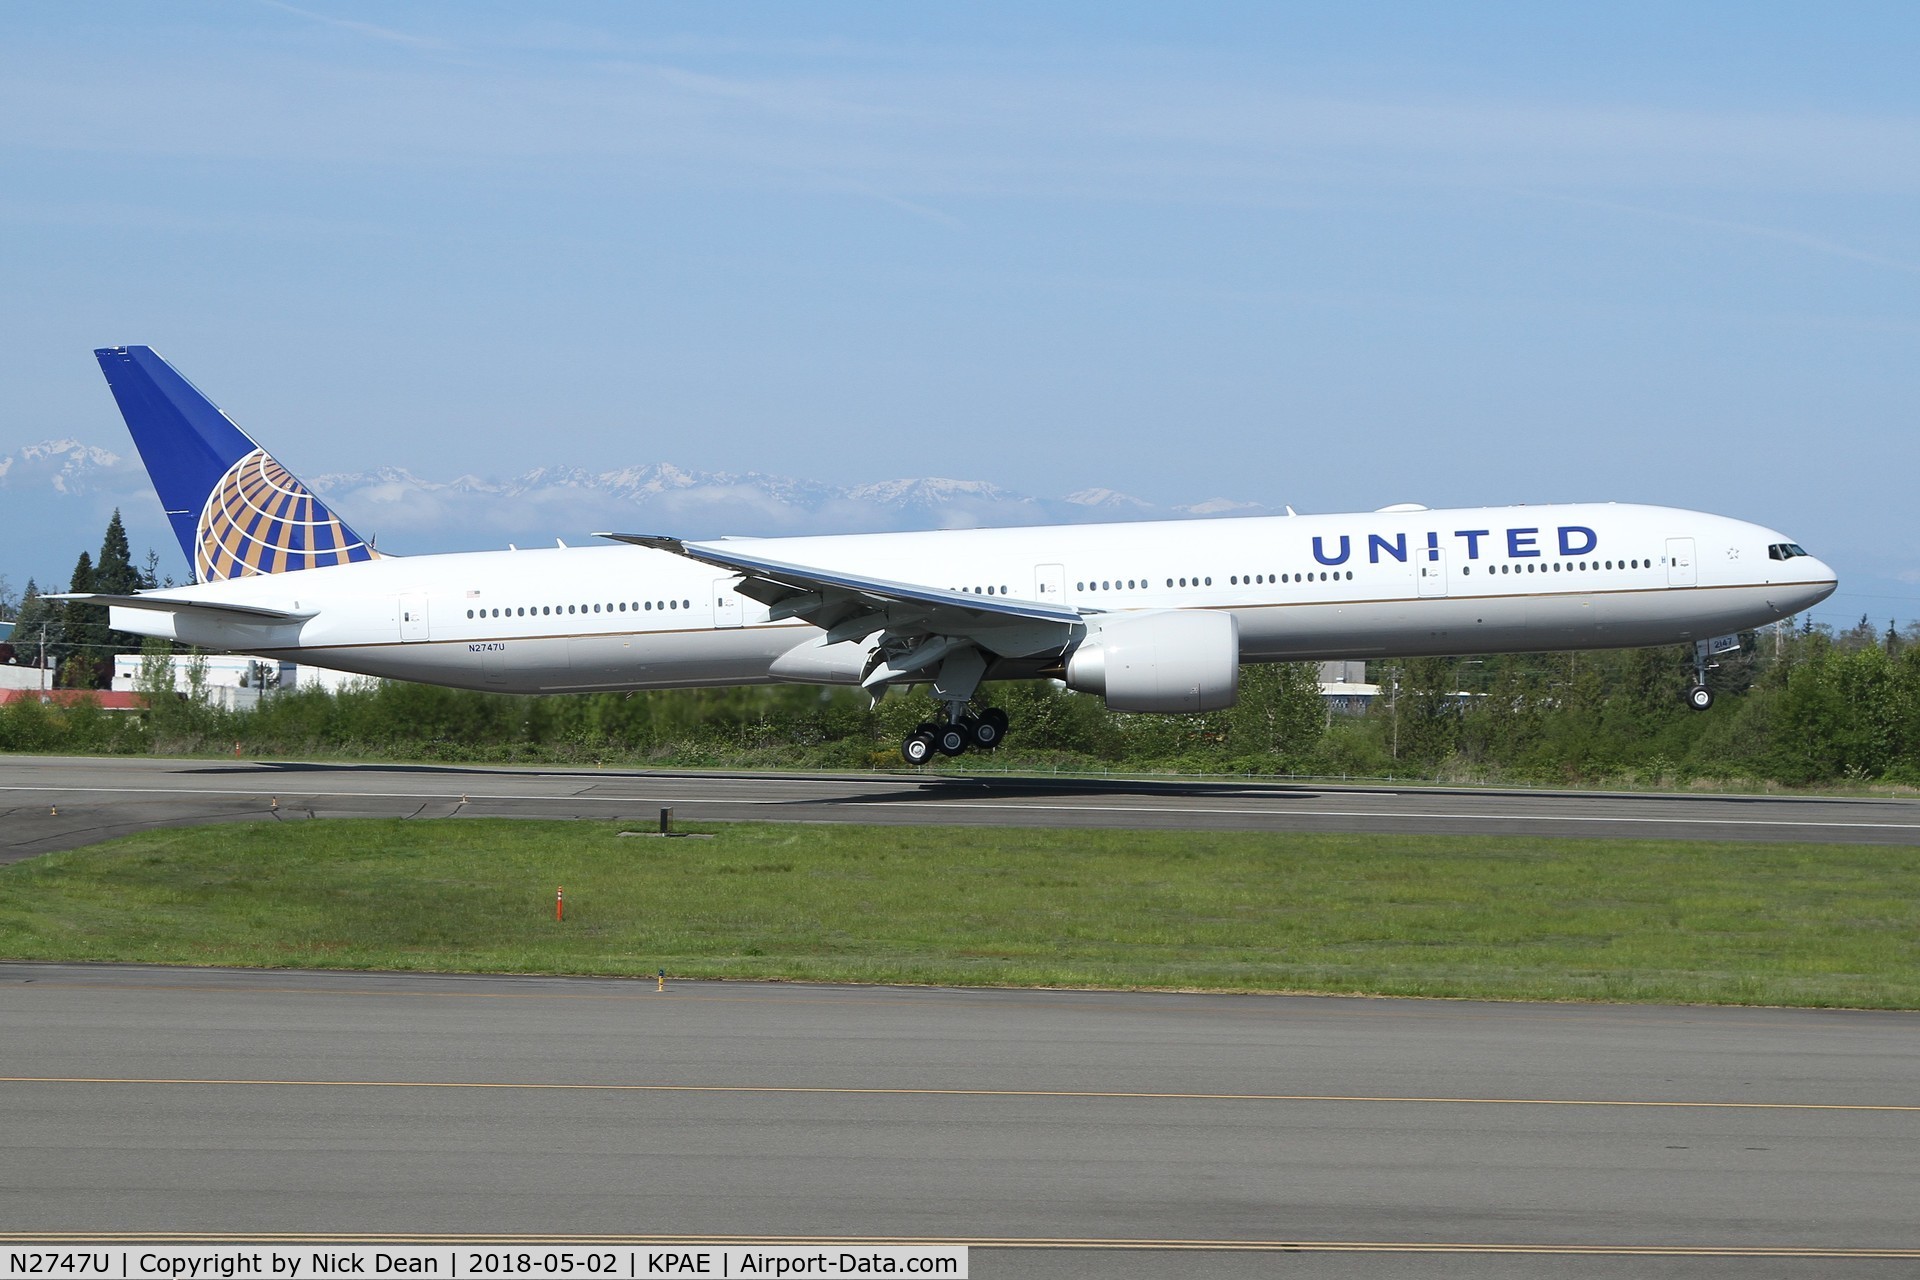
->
xmin=1768 ymin=543 xmax=1810 ymax=561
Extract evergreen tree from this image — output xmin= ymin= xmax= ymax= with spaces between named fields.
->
xmin=11 ymin=579 xmax=59 ymax=678
xmin=92 ymin=510 xmax=152 ymax=653
xmin=58 ymin=551 xmax=104 ymax=687
xmin=95 ymin=510 xmax=141 ymax=594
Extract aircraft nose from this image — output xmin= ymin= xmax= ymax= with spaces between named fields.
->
xmin=1785 ymin=561 xmax=1838 ymax=612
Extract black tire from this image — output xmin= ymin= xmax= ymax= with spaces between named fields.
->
xmin=901 ymin=732 xmax=936 ymax=765
xmin=935 ymin=723 xmax=970 ymax=757
xmin=965 ymin=714 xmax=1002 ymax=750
xmin=982 ymin=707 xmax=1009 ymax=738
xmin=1686 ymin=684 xmax=1714 ymax=711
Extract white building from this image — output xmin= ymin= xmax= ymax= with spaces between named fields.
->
xmin=0 ymin=658 xmax=54 ymax=691
xmin=1317 ymin=660 xmax=1379 ymax=714
xmin=111 ymin=653 xmax=376 ymax=709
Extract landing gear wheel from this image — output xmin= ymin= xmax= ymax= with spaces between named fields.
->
xmin=901 ymin=731 xmax=936 ymax=765
xmin=1685 ymin=684 xmax=1714 ymax=712
xmin=934 ymin=723 xmax=970 ymax=757
xmin=965 ymin=712 xmax=1005 ymax=750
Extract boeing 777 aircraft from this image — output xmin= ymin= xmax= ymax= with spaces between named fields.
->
xmin=61 ymin=346 xmax=1837 ymax=763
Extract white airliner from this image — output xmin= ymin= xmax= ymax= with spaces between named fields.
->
xmin=61 ymin=346 xmax=1837 ymax=763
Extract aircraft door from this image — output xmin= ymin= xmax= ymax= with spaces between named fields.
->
xmin=1034 ymin=563 xmax=1065 ymax=602
xmin=712 ymin=577 xmax=742 ymax=629
xmin=399 ymin=593 xmax=430 ymax=642
xmin=1666 ymin=538 xmax=1697 ymax=587
xmin=1417 ymin=545 xmax=1448 ymax=597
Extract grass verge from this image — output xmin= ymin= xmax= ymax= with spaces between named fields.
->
xmin=2 ymin=819 xmax=1917 ymax=1007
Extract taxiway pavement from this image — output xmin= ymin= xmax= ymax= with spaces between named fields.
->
xmin=2 ymin=963 xmax=1916 ymax=1276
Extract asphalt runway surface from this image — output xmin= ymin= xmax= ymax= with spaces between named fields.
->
xmin=2 ymin=963 xmax=1917 ymax=1278
xmin=6 ymin=753 xmax=1920 ymax=863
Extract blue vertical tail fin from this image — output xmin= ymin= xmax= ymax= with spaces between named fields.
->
xmin=94 ymin=346 xmax=378 ymax=581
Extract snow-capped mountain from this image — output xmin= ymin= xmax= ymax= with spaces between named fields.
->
xmin=0 ymin=438 xmax=141 ymax=494
xmin=0 ymin=438 xmax=1266 ymax=587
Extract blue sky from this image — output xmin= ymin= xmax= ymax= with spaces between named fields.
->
xmin=2 ymin=2 xmax=1917 ymax=627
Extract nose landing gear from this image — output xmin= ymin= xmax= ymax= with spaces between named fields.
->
xmin=1683 ymin=637 xmax=1720 ymax=711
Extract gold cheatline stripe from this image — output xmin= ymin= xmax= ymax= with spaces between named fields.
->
xmin=0 ymin=1234 xmax=1913 ymax=1256
xmin=1 ymin=1076 xmax=1914 ymax=1112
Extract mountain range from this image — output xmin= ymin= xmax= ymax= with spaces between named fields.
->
xmin=0 ymin=438 xmax=1264 ymax=588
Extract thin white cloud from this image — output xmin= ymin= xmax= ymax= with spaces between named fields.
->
xmin=252 ymin=0 xmax=448 ymax=52
xmin=1524 ymin=191 xmax=1920 ymax=277
xmin=5 ymin=38 xmax=1920 ymax=205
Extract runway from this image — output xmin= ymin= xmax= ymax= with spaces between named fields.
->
xmin=2 ymin=963 xmax=1917 ymax=1277
xmin=5 ymin=753 xmax=1920 ymax=863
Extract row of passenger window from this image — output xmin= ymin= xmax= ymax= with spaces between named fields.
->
xmin=1070 ymin=558 xmax=1656 ymax=594
xmin=465 ymin=598 xmax=693 ymax=621
xmin=1078 ymin=571 xmax=1358 ymax=592
xmin=1462 ymin=558 xmax=1650 ymax=576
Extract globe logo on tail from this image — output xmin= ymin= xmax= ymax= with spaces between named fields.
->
xmin=195 ymin=448 xmax=376 ymax=581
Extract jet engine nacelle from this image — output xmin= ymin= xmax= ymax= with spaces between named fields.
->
xmin=1063 ymin=609 xmax=1240 ymax=713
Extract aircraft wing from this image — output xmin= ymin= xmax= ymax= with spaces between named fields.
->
xmin=596 ymin=533 xmax=1083 ymax=657
xmin=44 ymin=592 xmax=316 ymax=624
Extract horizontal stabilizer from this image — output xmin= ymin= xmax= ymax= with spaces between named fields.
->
xmin=45 ymin=592 xmax=316 ymax=624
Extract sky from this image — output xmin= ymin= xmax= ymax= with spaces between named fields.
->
xmin=2 ymin=1 xmax=1917 ymax=629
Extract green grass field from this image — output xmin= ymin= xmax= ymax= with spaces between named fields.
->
xmin=2 ymin=819 xmax=1917 ymax=1007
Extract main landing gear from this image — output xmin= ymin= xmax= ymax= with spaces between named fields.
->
xmin=900 ymin=707 xmax=1009 ymax=765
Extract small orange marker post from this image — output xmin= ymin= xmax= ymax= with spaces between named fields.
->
xmin=556 ymin=886 xmax=564 ymax=922
xmin=233 ymin=741 xmax=242 ymax=758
